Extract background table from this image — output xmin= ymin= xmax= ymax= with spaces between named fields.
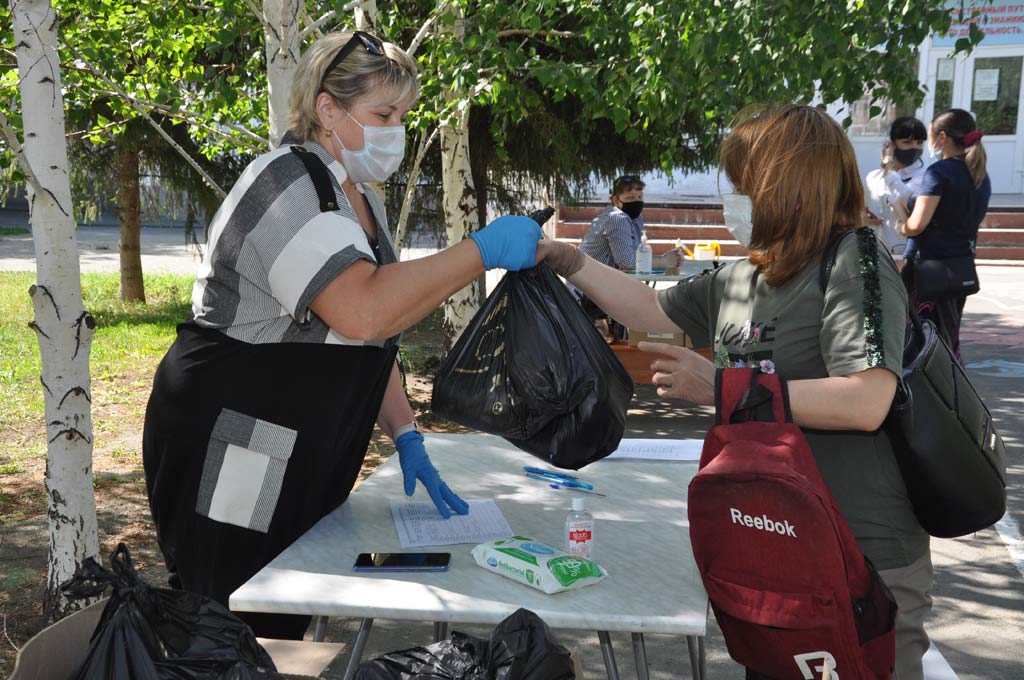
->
xmin=230 ymin=434 xmax=709 ymax=680
xmin=626 ymin=259 xmax=722 ymax=282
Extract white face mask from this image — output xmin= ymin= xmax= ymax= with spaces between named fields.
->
xmin=721 ymin=193 xmax=754 ymax=248
xmin=332 ymin=109 xmax=405 ymax=183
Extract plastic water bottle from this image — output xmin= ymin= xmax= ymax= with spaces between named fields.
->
xmin=635 ymin=233 xmax=653 ymax=274
xmin=565 ymin=497 xmax=594 ymax=559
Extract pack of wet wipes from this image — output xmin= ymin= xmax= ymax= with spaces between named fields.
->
xmin=471 ymin=536 xmax=607 ymax=595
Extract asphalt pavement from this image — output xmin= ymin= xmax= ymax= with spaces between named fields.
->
xmin=1 ymin=225 xmax=1021 ymax=679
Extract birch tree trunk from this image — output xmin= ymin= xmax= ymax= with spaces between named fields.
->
xmin=263 ymin=0 xmax=301 ymax=148
xmin=117 ymin=146 xmax=145 ymax=303
xmin=10 ymin=0 xmax=100 ymax=621
xmin=353 ymin=0 xmax=378 ymax=30
xmin=439 ymin=5 xmax=479 ymax=351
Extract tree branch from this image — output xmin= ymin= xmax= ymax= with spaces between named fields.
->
xmin=0 ymin=106 xmax=45 ymax=198
xmin=395 ymin=125 xmax=440 ymax=250
xmin=495 ymin=29 xmax=577 ymax=39
xmin=300 ymin=9 xmax=336 ymax=41
xmin=62 ymin=43 xmax=228 ymax=200
xmin=408 ymin=1 xmax=450 ymax=57
xmin=299 ymin=9 xmax=335 ymax=41
xmin=93 ymin=92 xmax=270 ymax=147
xmin=245 ymin=0 xmax=277 ymax=40
xmin=143 ymin=109 xmax=265 ymax=153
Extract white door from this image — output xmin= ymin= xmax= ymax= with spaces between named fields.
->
xmin=927 ymin=48 xmax=1024 ymax=193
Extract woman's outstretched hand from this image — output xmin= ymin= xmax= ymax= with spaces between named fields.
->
xmin=638 ymin=341 xmax=716 ymax=405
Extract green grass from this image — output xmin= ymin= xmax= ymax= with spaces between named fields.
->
xmin=0 ymin=461 xmax=24 ymax=475
xmin=0 ymin=272 xmax=193 ymax=441
xmin=0 ymin=226 xmax=30 ymax=236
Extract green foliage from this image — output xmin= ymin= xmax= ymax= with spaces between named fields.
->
xmin=378 ymin=0 xmax=985 ymax=210
xmin=0 ymin=0 xmax=265 ymax=229
xmin=0 ymin=0 xmax=988 ymax=233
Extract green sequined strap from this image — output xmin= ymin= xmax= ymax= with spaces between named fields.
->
xmin=855 ymin=227 xmax=885 ymax=367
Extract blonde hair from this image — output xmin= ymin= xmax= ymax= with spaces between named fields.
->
xmin=931 ymin=108 xmax=988 ymax=188
xmin=288 ymin=31 xmax=419 ymax=142
xmin=720 ymin=105 xmax=865 ymax=287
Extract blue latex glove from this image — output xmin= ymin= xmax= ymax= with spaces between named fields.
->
xmin=395 ymin=431 xmax=469 ymax=519
xmin=469 ymin=215 xmax=543 ymax=271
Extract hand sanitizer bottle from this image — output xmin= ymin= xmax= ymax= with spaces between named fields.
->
xmin=635 ymin=233 xmax=653 ymax=274
xmin=565 ymin=497 xmax=594 ymax=559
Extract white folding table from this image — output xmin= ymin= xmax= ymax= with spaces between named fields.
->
xmin=230 ymin=433 xmax=709 ymax=680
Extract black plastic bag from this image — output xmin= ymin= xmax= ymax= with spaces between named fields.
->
xmin=61 ymin=543 xmax=284 ymax=679
xmin=355 ymin=608 xmax=575 ymax=680
xmin=432 ymin=261 xmax=634 ymax=469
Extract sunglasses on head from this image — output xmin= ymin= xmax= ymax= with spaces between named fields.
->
xmin=616 ymin=175 xmax=640 ymax=184
xmin=320 ymin=31 xmax=385 ymax=91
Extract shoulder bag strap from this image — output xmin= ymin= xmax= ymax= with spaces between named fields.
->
xmin=289 ymin=145 xmax=339 ymax=213
xmin=818 ymin=227 xmax=861 ymax=294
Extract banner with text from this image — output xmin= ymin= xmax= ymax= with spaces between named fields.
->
xmin=934 ymin=2 xmax=1024 ymax=47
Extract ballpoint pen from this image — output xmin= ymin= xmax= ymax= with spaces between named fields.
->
xmin=525 ymin=473 xmax=606 ymax=496
xmin=523 ymin=466 xmax=577 ymax=481
xmin=521 ymin=466 xmax=596 ymax=490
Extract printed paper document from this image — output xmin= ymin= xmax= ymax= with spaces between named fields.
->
xmin=606 ymin=438 xmax=703 ymax=461
xmin=390 ymin=499 xmax=514 ymax=548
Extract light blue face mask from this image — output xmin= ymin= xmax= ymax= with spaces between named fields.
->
xmin=928 ymin=133 xmax=945 ymax=163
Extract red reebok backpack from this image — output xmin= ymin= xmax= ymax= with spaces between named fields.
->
xmin=688 ymin=368 xmax=897 ymax=680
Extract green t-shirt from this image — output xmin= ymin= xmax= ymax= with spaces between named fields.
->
xmin=658 ymin=229 xmax=927 ymax=570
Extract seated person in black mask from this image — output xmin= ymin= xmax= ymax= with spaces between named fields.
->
xmin=578 ymin=175 xmax=680 ymax=337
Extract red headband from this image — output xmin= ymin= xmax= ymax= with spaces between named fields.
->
xmin=963 ymin=130 xmax=984 ymax=147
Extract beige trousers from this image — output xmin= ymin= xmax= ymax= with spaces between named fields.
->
xmin=878 ymin=549 xmax=934 ymax=680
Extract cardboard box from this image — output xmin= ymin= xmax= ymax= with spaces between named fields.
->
xmin=627 ymin=329 xmax=695 ymax=348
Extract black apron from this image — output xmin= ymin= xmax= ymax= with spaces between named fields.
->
xmin=143 ymin=322 xmax=395 ymax=638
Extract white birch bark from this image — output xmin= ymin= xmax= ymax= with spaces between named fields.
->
xmin=9 ymin=0 xmax=100 ymax=621
xmin=262 ymin=0 xmax=302 ymax=148
xmin=353 ymin=0 xmax=378 ymax=31
xmin=439 ymin=5 xmax=479 ymax=350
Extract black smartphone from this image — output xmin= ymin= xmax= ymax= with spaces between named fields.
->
xmin=353 ymin=552 xmax=451 ymax=572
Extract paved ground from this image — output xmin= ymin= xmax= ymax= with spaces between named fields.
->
xmin=2 ymin=226 xmax=1021 ymax=679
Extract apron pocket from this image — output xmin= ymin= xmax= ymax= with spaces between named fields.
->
xmin=195 ymin=408 xmax=297 ymax=533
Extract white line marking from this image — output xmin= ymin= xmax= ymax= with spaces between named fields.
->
xmin=924 ymin=642 xmax=959 ymax=680
xmin=995 ymin=511 xmax=1024 ymax=580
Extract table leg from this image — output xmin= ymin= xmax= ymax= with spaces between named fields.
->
xmin=686 ymin=635 xmax=703 ymax=680
xmin=312 ymin=615 xmax=328 ymax=642
xmin=433 ymin=621 xmax=450 ymax=642
xmin=341 ymin=617 xmax=374 ymax=680
xmin=631 ymin=632 xmax=650 ymax=680
xmin=598 ymin=631 xmax=620 ymax=680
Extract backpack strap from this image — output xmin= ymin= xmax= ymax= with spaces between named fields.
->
xmin=715 ymin=367 xmax=792 ymax=425
xmin=289 ymin=145 xmax=339 ymax=213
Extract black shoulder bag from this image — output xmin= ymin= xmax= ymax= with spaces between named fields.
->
xmin=821 ymin=228 xmax=1006 ymax=538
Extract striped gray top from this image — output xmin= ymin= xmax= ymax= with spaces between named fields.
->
xmin=191 ymin=140 xmax=398 ymax=346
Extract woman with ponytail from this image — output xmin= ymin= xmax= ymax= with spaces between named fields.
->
xmin=899 ymin=108 xmax=991 ymax=361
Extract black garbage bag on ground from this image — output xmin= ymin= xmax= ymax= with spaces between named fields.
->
xmin=432 ymin=261 xmax=634 ymax=469
xmin=355 ymin=608 xmax=575 ymax=680
xmin=61 ymin=543 xmax=284 ymax=679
